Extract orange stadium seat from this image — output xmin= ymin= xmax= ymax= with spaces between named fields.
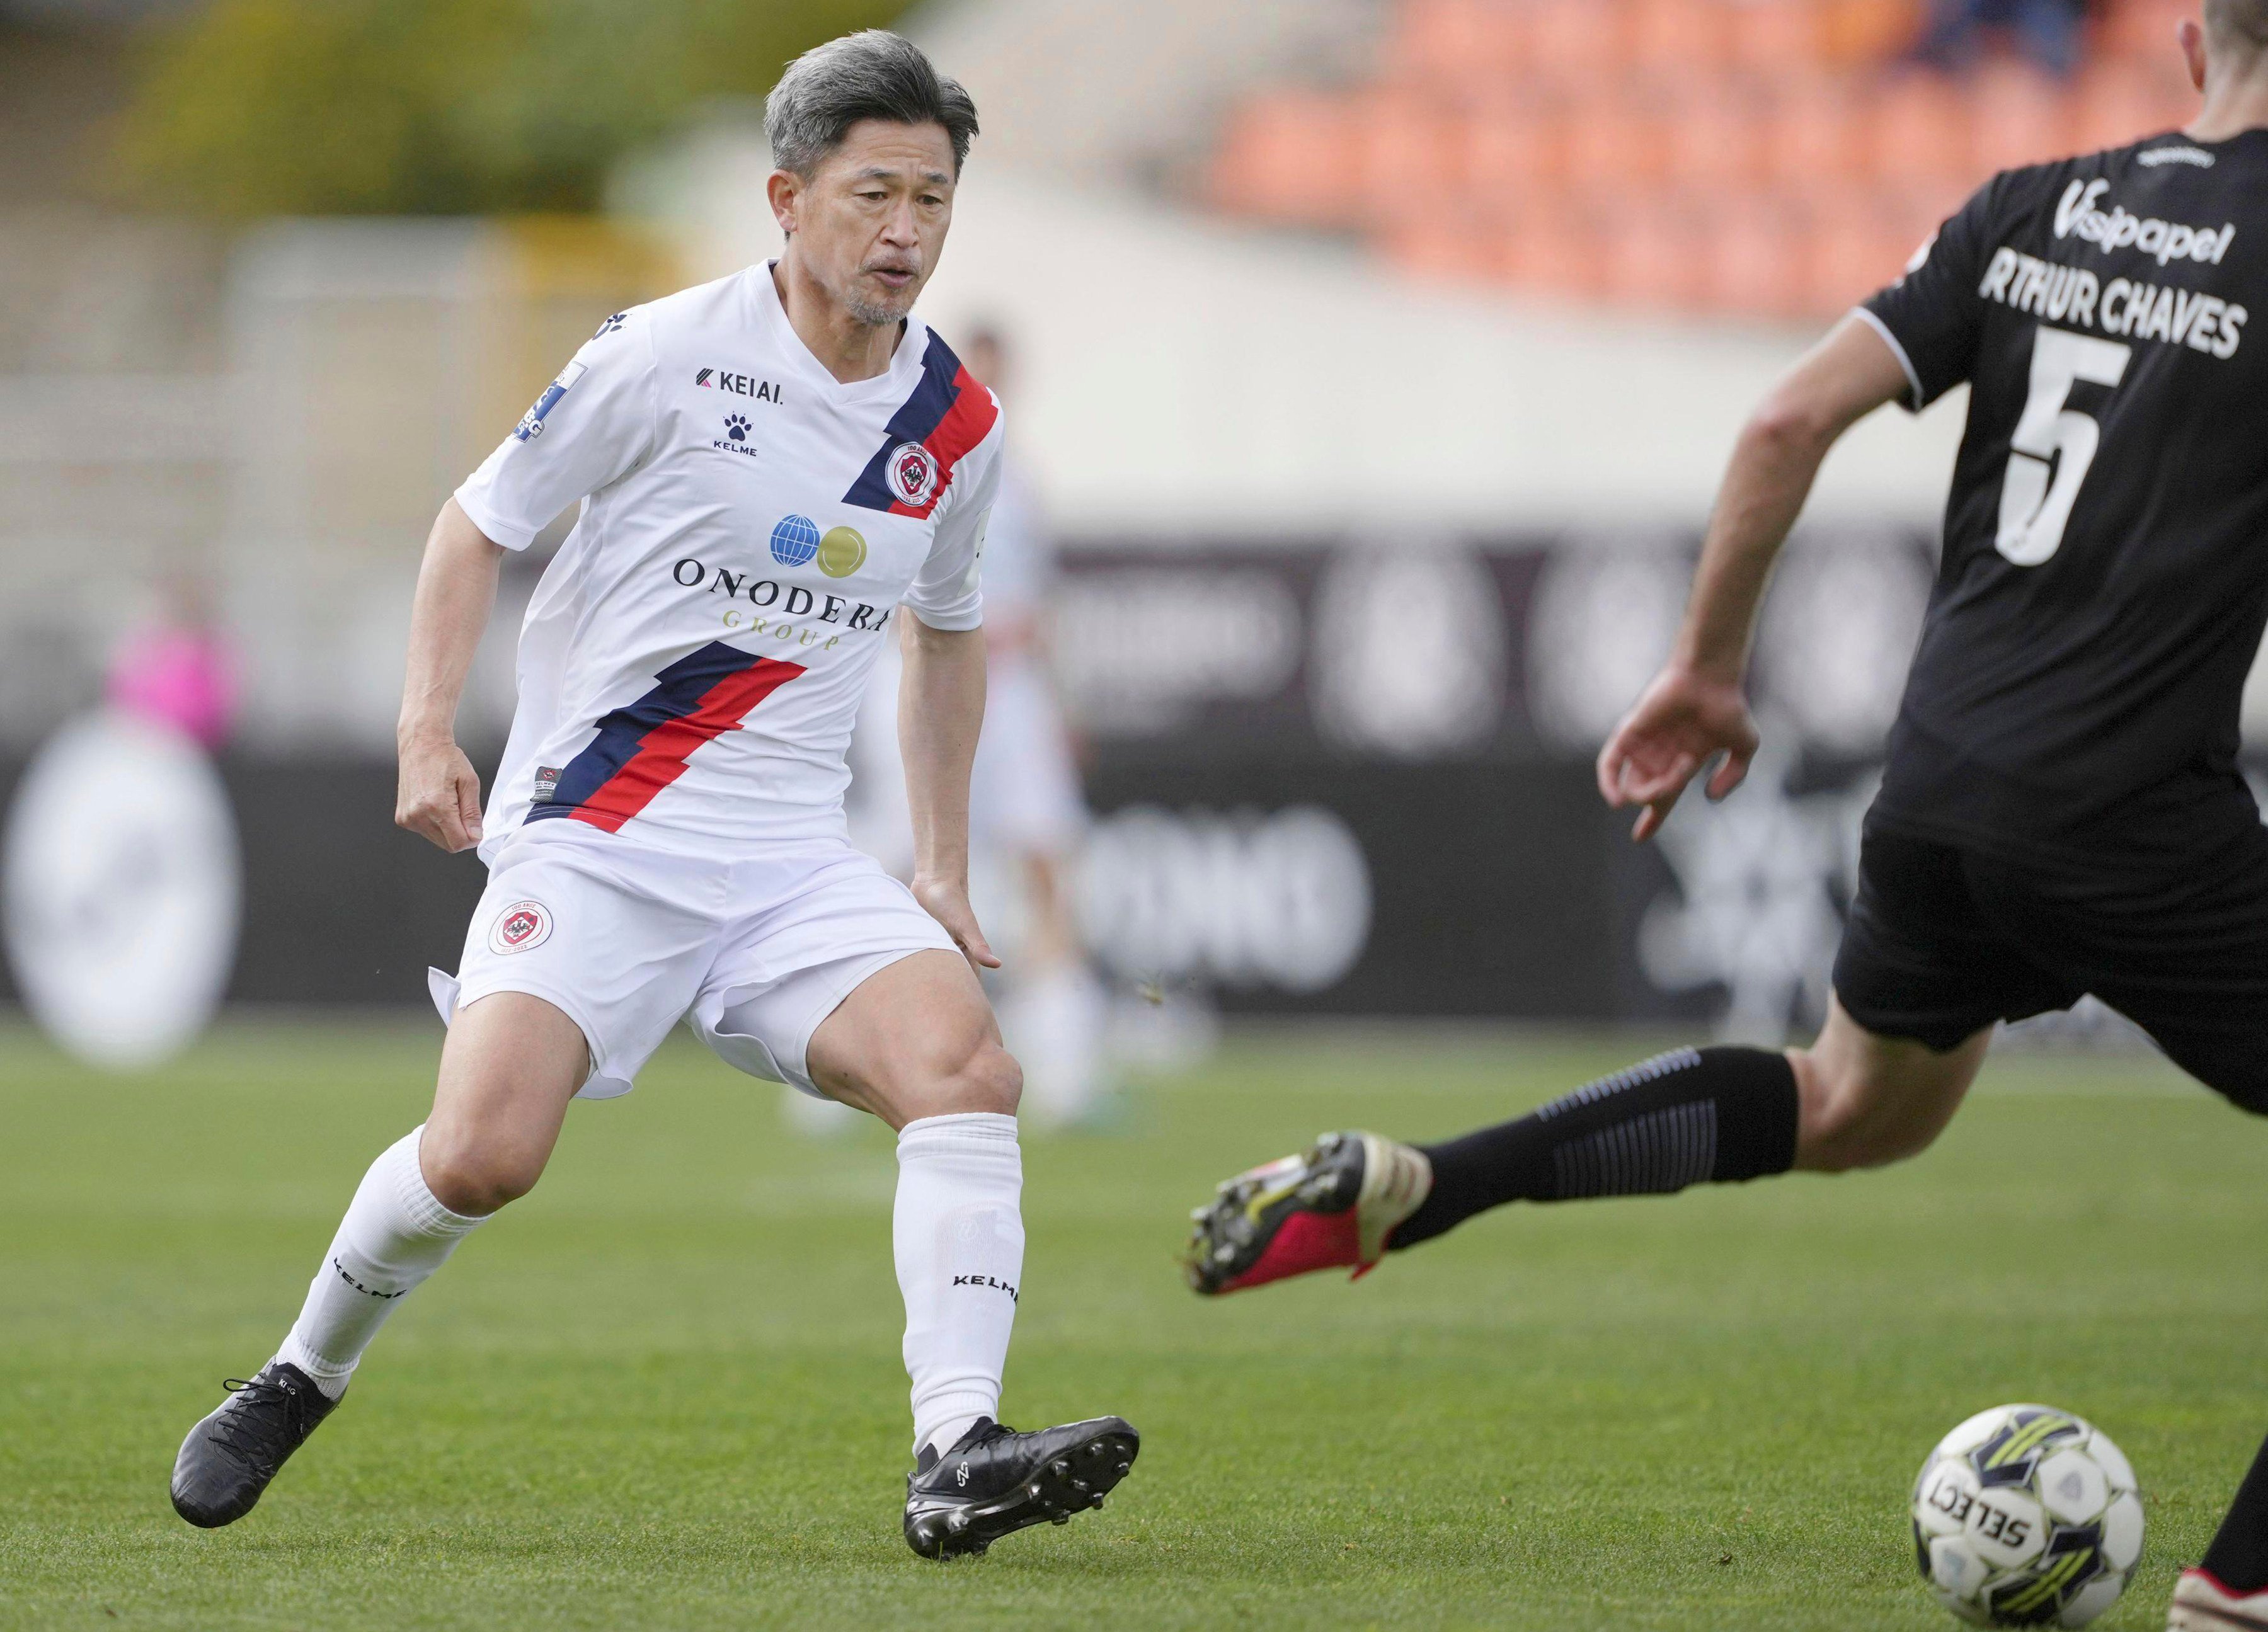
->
xmin=1699 ymin=200 xmax=1811 ymax=320
xmin=1600 ymin=204 xmax=1705 ymax=309
xmin=1727 ymin=0 xmax=1832 ymax=77
xmin=1758 ymin=76 xmax=1866 ymax=202
xmin=1561 ymin=92 xmax=1671 ymax=191
xmin=1499 ymin=210 xmax=1609 ymax=301
xmin=1210 ymin=91 xmax=1362 ymax=227
xmin=1866 ymin=73 xmax=1978 ymax=191
xmin=1822 ymin=0 xmax=1926 ymax=64
xmin=1351 ymin=92 xmax=1466 ymax=223
xmin=1463 ymin=100 xmax=1565 ymax=203
xmin=1628 ymin=0 xmax=1732 ymax=77
xmin=1808 ymin=202 xmax=1919 ymax=317
xmin=1383 ymin=216 xmax=1498 ymax=283
xmin=1969 ymin=62 xmax=2078 ymax=174
xmin=1526 ymin=0 xmax=1633 ymax=91
xmin=1665 ymin=88 xmax=1769 ymax=190
xmin=1391 ymin=0 xmax=1527 ymax=94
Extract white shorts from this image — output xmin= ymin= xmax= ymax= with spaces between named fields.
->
xmin=427 ymin=822 xmax=958 ymax=1099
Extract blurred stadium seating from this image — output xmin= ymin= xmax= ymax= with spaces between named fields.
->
xmin=1210 ymin=0 xmax=2202 ymax=319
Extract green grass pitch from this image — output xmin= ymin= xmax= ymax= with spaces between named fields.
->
xmin=3 ymin=1017 xmax=2261 ymax=1629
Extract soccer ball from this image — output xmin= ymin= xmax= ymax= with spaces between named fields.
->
xmin=1911 ymin=1404 xmax=2144 ymax=1626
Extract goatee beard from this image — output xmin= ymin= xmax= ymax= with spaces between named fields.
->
xmin=845 ymin=290 xmax=913 ymax=327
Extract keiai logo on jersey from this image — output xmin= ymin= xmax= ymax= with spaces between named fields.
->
xmin=513 ymin=362 xmax=587 ymax=442
xmin=695 ymin=367 xmax=784 ymax=402
xmin=2054 ymin=179 xmax=2235 ymax=267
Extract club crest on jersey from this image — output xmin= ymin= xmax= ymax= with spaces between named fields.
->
xmin=886 ymin=442 xmax=939 ymax=508
xmin=489 ymin=900 xmax=553 ymax=956
xmin=513 ymin=362 xmax=586 ymax=442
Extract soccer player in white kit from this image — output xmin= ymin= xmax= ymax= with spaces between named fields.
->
xmin=168 ymin=31 xmax=1138 ymax=1560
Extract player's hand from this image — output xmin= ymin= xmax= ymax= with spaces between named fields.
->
xmin=395 ymin=734 xmax=484 ymax=853
xmin=1595 ymin=665 xmax=1760 ymax=843
xmin=913 ymin=875 xmax=1003 ymax=973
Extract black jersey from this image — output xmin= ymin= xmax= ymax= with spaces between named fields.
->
xmin=1861 ymin=127 xmax=2268 ymax=860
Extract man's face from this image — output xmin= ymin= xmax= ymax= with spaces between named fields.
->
xmin=774 ymin=118 xmax=957 ymax=327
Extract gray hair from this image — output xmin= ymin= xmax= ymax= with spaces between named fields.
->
xmin=765 ymin=30 xmax=980 ymax=178
xmin=2209 ymin=0 xmax=2268 ymax=50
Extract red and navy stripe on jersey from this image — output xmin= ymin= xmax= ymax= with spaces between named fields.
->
xmin=527 ymin=642 xmax=804 ymax=833
xmin=842 ymin=331 xmax=998 ymax=520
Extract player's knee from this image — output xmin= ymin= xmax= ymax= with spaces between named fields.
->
xmin=1796 ymin=1059 xmax=1949 ymax=1173
xmin=936 ymin=1041 xmax=1022 ymax=1117
xmin=419 ymin=1127 xmax=544 ymax=1216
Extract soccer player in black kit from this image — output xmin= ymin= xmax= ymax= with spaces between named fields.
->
xmin=1183 ymin=6 xmax=2268 ymax=1626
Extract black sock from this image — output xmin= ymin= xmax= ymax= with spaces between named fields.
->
xmin=1389 ymin=1046 xmax=1800 ymax=1250
xmin=2202 ymin=1431 xmax=2268 ymax=1592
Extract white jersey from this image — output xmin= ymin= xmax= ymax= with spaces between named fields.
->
xmin=454 ymin=262 xmax=1002 ymax=864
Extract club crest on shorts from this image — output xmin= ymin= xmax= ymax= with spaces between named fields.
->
xmin=490 ymin=900 xmax=553 ymax=956
xmin=886 ymin=441 xmax=939 ymax=508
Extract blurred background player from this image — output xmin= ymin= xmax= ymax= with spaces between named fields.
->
xmin=105 ymin=572 xmax=239 ymax=753
xmin=1184 ymin=6 xmax=2268 ymax=1626
xmin=846 ymin=324 xmax=1111 ymax=1129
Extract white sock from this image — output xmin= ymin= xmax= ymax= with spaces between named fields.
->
xmin=894 ymin=1112 xmax=1024 ymax=1458
xmin=274 ymin=1126 xmax=484 ymax=1398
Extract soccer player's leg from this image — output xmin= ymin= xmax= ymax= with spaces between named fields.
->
xmin=2018 ymin=811 xmax=2268 ymax=1619
xmin=169 ymin=993 xmax=587 ymax=1527
xmin=1184 ymin=827 xmax=2036 ymax=1294
xmin=803 ymin=949 xmax=1138 ymax=1558
xmin=169 ymin=840 xmax=706 ymax=1527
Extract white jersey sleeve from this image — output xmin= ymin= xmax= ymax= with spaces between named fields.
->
xmin=903 ymin=407 xmax=1002 ymax=632
xmin=454 ymin=308 xmax=659 ymax=551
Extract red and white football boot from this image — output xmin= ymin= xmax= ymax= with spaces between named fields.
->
xmin=1183 ymin=1131 xmax=1433 ymax=1295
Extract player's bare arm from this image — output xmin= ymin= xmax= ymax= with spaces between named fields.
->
xmin=395 ymin=497 xmax=503 ymax=853
xmin=1598 ymin=317 xmax=1910 ymax=841
xmin=898 ymin=613 xmax=998 ymax=970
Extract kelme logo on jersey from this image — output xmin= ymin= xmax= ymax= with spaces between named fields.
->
xmin=770 ymin=514 xmax=822 ymax=568
xmin=886 ymin=442 xmax=940 ymax=508
xmin=816 ymin=526 xmax=866 ymax=579
xmin=2053 ymin=178 xmax=2235 ymax=267
xmin=712 ymin=414 xmax=758 ymax=458
xmin=513 ymin=362 xmax=586 ymax=442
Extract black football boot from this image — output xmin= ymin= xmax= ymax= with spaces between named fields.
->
xmin=903 ymin=1415 xmax=1140 ymax=1559
xmin=170 ymin=1361 xmax=341 ymax=1527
